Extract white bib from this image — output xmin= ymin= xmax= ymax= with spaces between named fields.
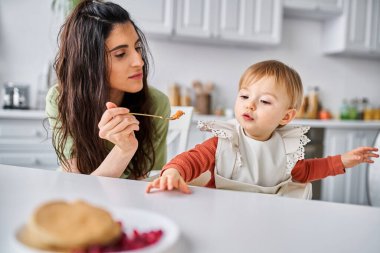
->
xmin=198 ymin=120 xmax=312 ymax=199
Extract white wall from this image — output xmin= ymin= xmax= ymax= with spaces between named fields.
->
xmin=147 ymin=19 xmax=380 ymax=117
xmin=1 ymin=0 xmax=379 ymax=117
xmin=0 ymin=0 xmax=61 ymax=108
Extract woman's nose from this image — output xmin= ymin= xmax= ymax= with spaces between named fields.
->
xmin=131 ymin=51 xmax=144 ymax=68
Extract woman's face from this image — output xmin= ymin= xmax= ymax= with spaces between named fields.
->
xmin=106 ymin=22 xmax=144 ymax=101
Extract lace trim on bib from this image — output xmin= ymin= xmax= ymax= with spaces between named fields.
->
xmin=197 ymin=120 xmax=232 ymax=139
xmin=197 ymin=120 xmax=243 ymax=167
xmin=280 ymin=126 xmax=311 ymax=175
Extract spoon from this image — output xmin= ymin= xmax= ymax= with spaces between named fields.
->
xmin=130 ymin=110 xmax=185 ymax=120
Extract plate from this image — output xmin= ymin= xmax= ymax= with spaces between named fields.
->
xmin=110 ymin=207 xmax=180 ymax=253
xmin=13 ymin=207 xmax=180 ymax=253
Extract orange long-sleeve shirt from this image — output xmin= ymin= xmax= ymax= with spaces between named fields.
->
xmin=162 ymin=137 xmax=345 ymax=188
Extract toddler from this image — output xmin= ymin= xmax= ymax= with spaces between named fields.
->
xmin=146 ymin=60 xmax=378 ymax=199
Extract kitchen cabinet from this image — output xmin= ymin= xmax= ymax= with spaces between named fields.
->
xmin=174 ymin=0 xmax=215 ymax=38
xmin=0 ymin=111 xmax=57 ymax=170
xmin=283 ymin=0 xmax=344 ymax=20
xmin=321 ymin=128 xmax=379 ymax=205
xmin=113 ymin=0 xmax=174 ymax=36
xmin=118 ymin=0 xmax=282 ymax=46
xmin=370 ymin=0 xmax=380 ymax=52
xmin=322 ymin=0 xmax=380 ymax=58
xmin=175 ymin=0 xmax=283 ymax=45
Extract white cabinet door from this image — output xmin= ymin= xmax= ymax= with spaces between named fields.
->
xmin=175 ymin=0 xmax=282 ymax=45
xmin=0 ymin=153 xmax=58 ymax=170
xmin=284 ymin=0 xmax=343 ymax=19
xmin=285 ymin=0 xmax=343 ymax=10
xmin=319 ymin=0 xmax=344 ymax=10
xmin=114 ymin=0 xmax=174 ymax=35
xmin=175 ymin=0 xmax=216 ymax=38
xmin=218 ymin=0 xmax=282 ymax=44
xmin=321 ymin=128 xmax=379 ymax=205
xmin=346 ymin=0 xmax=380 ymax=54
xmin=0 ymin=116 xmax=57 ymax=170
xmin=346 ymin=0 xmax=372 ymax=52
xmin=322 ymin=0 xmax=380 ymax=58
xmin=370 ymin=0 xmax=380 ymax=53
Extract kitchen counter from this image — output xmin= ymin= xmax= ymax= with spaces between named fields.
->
xmin=0 ymin=109 xmax=46 ymax=119
xmin=1 ymin=164 xmax=380 ymax=253
xmin=292 ymin=119 xmax=380 ymax=129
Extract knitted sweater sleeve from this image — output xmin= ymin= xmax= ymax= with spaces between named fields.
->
xmin=162 ymin=137 xmax=218 ymax=182
xmin=291 ymin=155 xmax=345 ymax=183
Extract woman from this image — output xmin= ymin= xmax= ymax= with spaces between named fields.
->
xmin=46 ymin=0 xmax=170 ymax=179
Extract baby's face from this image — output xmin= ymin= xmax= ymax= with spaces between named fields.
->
xmin=234 ymin=76 xmax=294 ymax=141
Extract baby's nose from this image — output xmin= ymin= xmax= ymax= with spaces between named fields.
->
xmin=246 ymin=101 xmax=256 ymax=110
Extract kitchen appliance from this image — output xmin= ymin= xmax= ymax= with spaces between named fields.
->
xmin=2 ymin=82 xmax=30 ymax=109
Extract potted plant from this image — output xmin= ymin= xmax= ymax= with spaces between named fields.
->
xmin=51 ymin=0 xmax=81 ymax=16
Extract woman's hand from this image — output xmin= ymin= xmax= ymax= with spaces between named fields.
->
xmin=145 ymin=168 xmax=191 ymax=194
xmin=98 ymin=102 xmax=139 ymax=154
xmin=341 ymin=146 xmax=379 ymax=168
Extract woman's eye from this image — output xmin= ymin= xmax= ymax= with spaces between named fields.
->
xmin=240 ymin=95 xmax=249 ymax=99
xmin=260 ymin=100 xmax=271 ymax=105
xmin=135 ymin=46 xmax=143 ymax=53
xmin=115 ymin=53 xmax=125 ymax=58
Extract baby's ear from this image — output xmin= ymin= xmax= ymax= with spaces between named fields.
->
xmin=279 ymin=109 xmax=297 ymax=126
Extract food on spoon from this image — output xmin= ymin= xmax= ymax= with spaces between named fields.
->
xmin=18 ymin=200 xmax=163 ymax=252
xmin=170 ymin=110 xmax=185 ymax=120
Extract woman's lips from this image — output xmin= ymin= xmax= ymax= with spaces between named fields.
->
xmin=129 ymin=73 xmax=143 ymax=80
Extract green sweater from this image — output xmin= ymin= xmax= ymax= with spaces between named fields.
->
xmin=45 ymin=85 xmax=170 ymax=178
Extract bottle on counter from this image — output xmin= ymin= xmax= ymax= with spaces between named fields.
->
xmin=364 ymin=102 xmax=374 ymax=121
xmin=375 ymin=106 xmax=380 ymax=120
xmin=348 ymin=98 xmax=358 ymax=120
xmin=168 ymin=83 xmax=181 ymax=106
xmin=180 ymin=87 xmax=192 ymax=106
xmin=13 ymin=87 xmax=20 ymax=107
xmin=374 ymin=106 xmax=380 ymax=120
xmin=340 ymin=99 xmax=349 ymax=120
xmin=192 ymin=80 xmax=213 ymax=115
xmin=296 ymin=96 xmax=308 ymax=119
xmin=3 ymin=93 xmax=11 ymax=108
xmin=357 ymin=98 xmax=368 ymax=120
xmin=305 ymin=86 xmax=319 ymax=119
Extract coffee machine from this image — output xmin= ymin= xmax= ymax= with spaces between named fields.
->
xmin=2 ymin=82 xmax=30 ymax=109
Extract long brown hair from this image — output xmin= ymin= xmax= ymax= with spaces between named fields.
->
xmin=53 ymin=0 xmax=155 ymax=178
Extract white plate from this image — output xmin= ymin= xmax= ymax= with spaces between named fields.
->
xmin=110 ymin=207 xmax=180 ymax=253
xmin=13 ymin=207 xmax=180 ymax=253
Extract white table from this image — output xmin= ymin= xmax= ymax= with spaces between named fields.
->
xmin=1 ymin=164 xmax=380 ymax=253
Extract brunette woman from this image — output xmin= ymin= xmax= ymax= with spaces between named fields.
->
xmin=46 ymin=0 xmax=169 ymax=179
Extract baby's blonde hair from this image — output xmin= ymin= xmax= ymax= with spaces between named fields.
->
xmin=239 ymin=60 xmax=303 ymax=110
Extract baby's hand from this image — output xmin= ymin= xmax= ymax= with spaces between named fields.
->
xmin=145 ymin=168 xmax=191 ymax=194
xmin=341 ymin=146 xmax=379 ymax=168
